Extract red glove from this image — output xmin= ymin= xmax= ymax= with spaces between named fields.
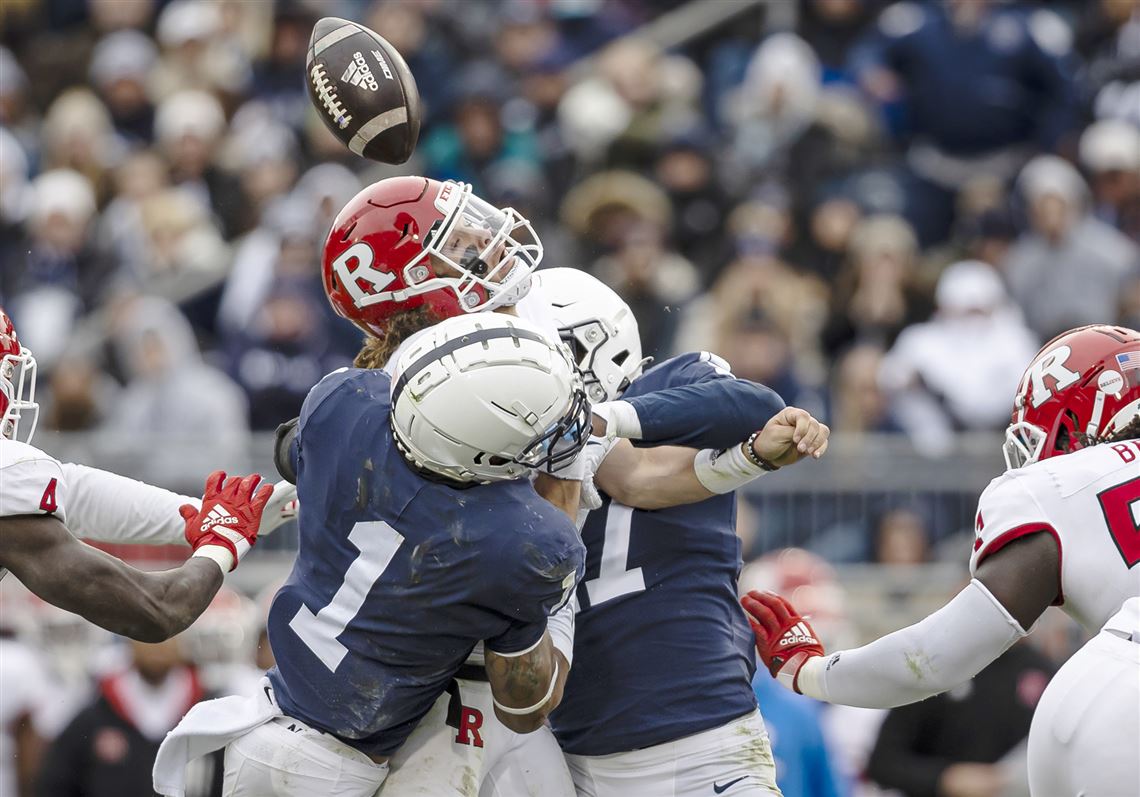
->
xmin=741 ymin=590 xmax=825 ymax=693
xmin=180 ymin=471 xmax=274 ymax=572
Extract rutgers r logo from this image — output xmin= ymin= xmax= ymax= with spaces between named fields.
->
xmin=454 ymin=707 xmax=483 ymax=748
xmin=1025 ymin=345 xmax=1080 ymax=409
xmin=332 ymin=242 xmax=396 ymax=307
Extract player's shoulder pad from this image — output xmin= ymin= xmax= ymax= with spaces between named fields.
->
xmin=484 ymin=495 xmax=584 ymax=612
xmin=972 ymin=469 xmax=1054 ymax=570
xmin=300 ymin=367 xmax=392 ymax=429
xmin=0 ymin=438 xmax=66 ymax=521
xmin=0 ymin=438 xmax=62 ymax=472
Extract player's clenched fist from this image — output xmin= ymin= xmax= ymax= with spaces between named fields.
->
xmin=741 ymin=590 xmax=825 ymax=693
xmin=180 ymin=471 xmax=275 ymax=573
xmin=751 ymin=407 xmax=829 ymax=467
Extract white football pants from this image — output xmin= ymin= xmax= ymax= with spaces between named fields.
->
xmin=564 ymin=710 xmax=782 ymax=797
xmin=380 ymin=677 xmax=576 ymax=797
xmin=1027 ymin=599 xmax=1140 ymax=797
xmin=222 ymin=716 xmax=389 ymax=797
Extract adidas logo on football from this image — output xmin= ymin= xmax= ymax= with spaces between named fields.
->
xmin=201 ymin=504 xmax=239 ymax=532
xmin=779 ymin=622 xmax=815 ymax=647
xmin=341 ymin=52 xmax=379 ymax=91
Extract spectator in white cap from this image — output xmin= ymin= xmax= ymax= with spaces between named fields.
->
xmin=152 ymin=0 xmax=251 ymax=101
xmin=155 ymin=89 xmax=247 ymax=239
xmin=3 ymin=170 xmax=115 ymax=370
xmin=879 ymin=259 xmax=1039 ymax=456
xmin=89 ymin=30 xmax=158 ymax=144
xmin=1003 ymin=154 xmax=1140 ymax=339
xmin=1079 ymin=118 xmax=1140 ymax=238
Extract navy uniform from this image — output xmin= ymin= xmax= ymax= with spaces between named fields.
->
xmin=165 ymin=367 xmax=584 ymax=797
xmin=550 ymin=352 xmax=787 ymax=797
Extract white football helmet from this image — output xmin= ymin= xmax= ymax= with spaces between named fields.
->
xmin=390 ymin=313 xmax=590 ymax=484
xmin=534 ymin=268 xmax=647 ymax=402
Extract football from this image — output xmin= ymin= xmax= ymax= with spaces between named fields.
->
xmin=306 ymin=17 xmax=422 ymax=164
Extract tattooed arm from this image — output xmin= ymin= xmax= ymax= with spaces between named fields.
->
xmin=484 ymin=632 xmax=569 ymax=733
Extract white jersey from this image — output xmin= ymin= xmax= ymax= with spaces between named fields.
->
xmin=0 ymin=438 xmax=68 ymax=524
xmin=970 ymin=441 xmax=1140 ymax=632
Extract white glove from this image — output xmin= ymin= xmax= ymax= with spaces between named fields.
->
xmin=591 ymin=400 xmax=641 ymax=440
xmin=258 ymin=480 xmax=298 ymax=536
xmin=575 ymin=435 xmax=620 ymax=528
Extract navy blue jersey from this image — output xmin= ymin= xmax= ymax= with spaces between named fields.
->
xmin=266 ymin=368 xmax=584 ymax=758
xmin=551 ymin=352 xmax=783 ymax=755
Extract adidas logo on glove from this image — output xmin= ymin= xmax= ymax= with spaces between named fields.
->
xmin=201 ymin=505 xmax=240 ymax=532
xmin=779 ymin=622 xmax=817 ymax=648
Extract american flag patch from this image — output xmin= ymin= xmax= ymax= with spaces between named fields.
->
xmin=1117 ymin=352 xmax=1140 ymax=371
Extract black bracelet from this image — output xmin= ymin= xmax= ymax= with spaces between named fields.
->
xmin=743 ymin=431 xmax=780 ymax=471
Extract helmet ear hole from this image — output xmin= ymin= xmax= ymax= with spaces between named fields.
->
xmin=612 ymin=350 xmax=630 ymax=367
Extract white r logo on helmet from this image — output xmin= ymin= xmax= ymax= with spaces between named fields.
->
xmin=1028 ymin=345 xmax=1080 ymax=408
xmin=332 ymin=242 xmax=396 ymax=307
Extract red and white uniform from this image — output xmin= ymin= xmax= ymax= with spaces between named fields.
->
xmin=970 ymin=440 xmax=1140 ymax=633
xmin=0 ymin=438 xmax=68 ymax=527
xmin=0 ymin=437 xmax=203 ymax=561
xmin=973 ymin=441 xmax=1140 ymax=797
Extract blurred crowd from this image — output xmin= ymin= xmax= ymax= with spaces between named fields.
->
xmin=2 ymin=0 xmax=1138 ymax=455
xmin=1 ymin=1 xmax=1135 ymax=793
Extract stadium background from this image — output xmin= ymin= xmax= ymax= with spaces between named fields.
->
xmin=0 ymin=0 xmax=1137 ymax=794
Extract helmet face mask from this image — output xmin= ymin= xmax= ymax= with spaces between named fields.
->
xmin=1002 ymin=324 xmax=1140 ymax=470
xmin=324 ymin=178 xmax=542 ymax=338
xmin=0 ymin=309 xmax=38 ymax=444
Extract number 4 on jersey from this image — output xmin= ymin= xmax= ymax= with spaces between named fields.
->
xmin=39 ymin=478 xmax=58 ymax=513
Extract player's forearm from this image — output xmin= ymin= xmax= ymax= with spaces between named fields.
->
xmin=60 ymin=463 xmax=194 ymax=545
xmin=33 ymin=542 xmax=222 ymax=642
xmin=614 ymin=380 xmax=785 ymax=450
xmin=796 ymin=580 xmax=1026 ymax=708
xmin=596 ymin=443 xmax=713 ymax=509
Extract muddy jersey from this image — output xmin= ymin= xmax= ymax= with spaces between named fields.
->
xmin=266 ymin=367 xmax=584 ymax=758
xmin=970 ymin=441 xmax=1140 ymax=632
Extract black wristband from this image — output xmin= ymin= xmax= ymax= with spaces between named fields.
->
xmin=743 ymin=431 xmax=780 ymax=471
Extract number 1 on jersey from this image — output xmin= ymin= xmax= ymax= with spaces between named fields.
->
xmin=584 ymin=503 xmax=646 ymax=607
xmin=290 ymin=520 xmax=404 ymax=671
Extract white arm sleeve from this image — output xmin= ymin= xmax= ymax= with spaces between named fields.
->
xmin=547 ymin=594 xmax=577 ymax=667
xmin=58 ymin=463 xmax=196 ymax=546
xmin=796 ymin=579 xmax=1028 ymax=708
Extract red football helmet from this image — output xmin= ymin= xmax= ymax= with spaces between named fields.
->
xmin=322 ymin=176 xmax=542 ymax=337
xmin=1003 ymin=324 xmax=1140 ymax=469
xmin=0 ymin=307 xmax=38 ymax=443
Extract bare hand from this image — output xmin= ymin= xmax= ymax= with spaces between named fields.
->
xmin=752 ymin=407 xmax=830 ymax=467
xmin=939 ymin=763 xmax=1007 ymax=797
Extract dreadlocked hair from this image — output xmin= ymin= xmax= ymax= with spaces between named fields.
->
xmin=1074 ymin=413 xmax=1140 ymax=449
xmin=1106 ymin=414 xmax=1140 ymax=444
xmin=353 ymin=305 xmax=444 ymax=369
